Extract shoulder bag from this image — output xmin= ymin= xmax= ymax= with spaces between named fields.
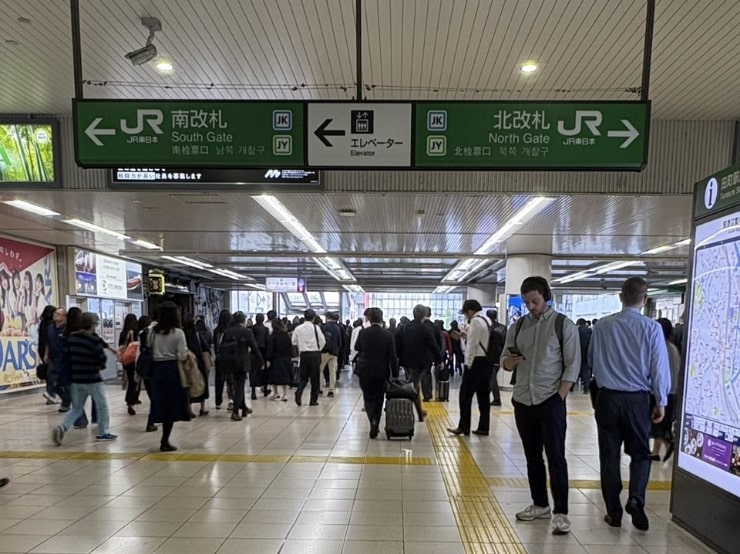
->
xmin=178 ymin=350 xmax=206 ymax=398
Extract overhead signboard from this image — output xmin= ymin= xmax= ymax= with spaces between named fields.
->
xmin=0 ymin=117 xmax=62 ymax=188
xmin=693 ymin=163 xmax=740 ymax=219
xmin=75 ymin=100 xmax=649 ymax=171
xmin=75 ymin=100 xmax=304 ymax=168
xmin=415 ymin=102 xmax=648 ymax=169
xmin=265 ymin=277 xmax=306 ymax=293
xmin=307 ymin=103 xmax=412 ymax=166
xmin=109 ymin=166 xmax=320 ymax=190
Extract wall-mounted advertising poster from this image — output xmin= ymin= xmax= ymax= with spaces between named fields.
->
xmin=0 ymin=236 xmax=57 ymax=394
xmin=72 ymin=248 xmax=142 ymax=301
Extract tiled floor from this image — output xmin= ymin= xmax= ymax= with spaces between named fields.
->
xmin=0 ymin=372 xmax=714 ymax=553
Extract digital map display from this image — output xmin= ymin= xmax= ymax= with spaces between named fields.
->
xmin=679 ymin=213 xmax=740 ymax=497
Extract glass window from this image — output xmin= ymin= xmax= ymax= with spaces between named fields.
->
xmin=231 ymin=291 xmax=273 ymax=316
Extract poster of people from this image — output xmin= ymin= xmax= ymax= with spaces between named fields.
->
xmin=0 ymin=236 xmax=57 ymax=393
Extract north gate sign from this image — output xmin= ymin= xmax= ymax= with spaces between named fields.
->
xmin=74 ymin=100 xmax=649 ymax=171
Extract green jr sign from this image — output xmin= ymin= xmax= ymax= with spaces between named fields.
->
xmin=75 ymin=100 xmax=305 ymax=167
xmin=415 ymin=101 xmax=649 ymax=170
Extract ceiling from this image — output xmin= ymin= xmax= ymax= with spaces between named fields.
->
xmin=0 ymin=0 xmax=732 ymax=295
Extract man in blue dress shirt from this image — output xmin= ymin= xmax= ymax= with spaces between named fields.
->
xmin=588 ymin=276 xmax=671 ymax=532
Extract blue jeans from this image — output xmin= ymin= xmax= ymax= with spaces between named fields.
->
xmin=61 ymin=382 xmax=110 ymax=435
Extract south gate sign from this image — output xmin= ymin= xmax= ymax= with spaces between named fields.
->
xmin=75 ymin=100 xmax=649 ymax=170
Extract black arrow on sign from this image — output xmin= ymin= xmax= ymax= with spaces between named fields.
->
xmin=314 ymin=118 xmax=346 ymax=147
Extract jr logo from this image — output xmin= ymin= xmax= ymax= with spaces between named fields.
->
xmin=557 ymin=110 xmax=603 ymax=136
xmin=120 ymin=109 xmax=164 ymax=135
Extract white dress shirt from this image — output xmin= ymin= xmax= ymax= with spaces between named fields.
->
xmin=465 ymin=312 xmax=491 ymax=367
xmin=291 ymin=321 xmax=325 ymax=353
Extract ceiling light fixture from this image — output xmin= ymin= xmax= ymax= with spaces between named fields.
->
xmin=207 ymin=268 xmax=249 ymax=280
xmin=433 ymin=286 xmax=456 ymax=294
xmin=156 ymin=61 xmax=173 ymax=72
xmin=161 ymin=255 xmax=213 ymax=270
xmin=343 ymin=284 xmax=365 ymax=293
xmin=642 ymin=244 xmax=677 ymax=255
xmin=253 ymin=194 xmax=361 ymax=285
xmin=521 ymin=62 xmax=538 ymax=73
xmin=668 ymin=278 xmax=687 ymax=285
xmin=441 ymin=197 xmax=554 ymax=284
xmin=554 ymin=260 xmax=645 ymax=284
xmin=674 ymin=238 xmax=691 ymax=247
xmin=131 ymin=239 xmax=162 ymax=250
xmin=3 ymin=199 xmax=59 ymax=217
xmin=64 ymin=218 xmax=130 ymax=240
xmin=125 ymin=17 xmax=161 ymax=66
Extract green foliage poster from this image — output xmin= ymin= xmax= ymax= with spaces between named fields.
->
xmin=0 ymin=124 xmax=55 ymax=182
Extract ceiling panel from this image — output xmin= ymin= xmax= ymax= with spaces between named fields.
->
xmin=0 ymin=0 xmax=738 ymax=118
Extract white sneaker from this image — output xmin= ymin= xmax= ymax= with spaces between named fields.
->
xmin=551 ymin=513 xmax=571 ymax=535
xmin=515 ymin=504 xmax=551 ymax=521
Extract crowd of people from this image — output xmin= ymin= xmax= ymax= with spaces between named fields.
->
xmin=30 ymin=275 xmax=678 ymax=538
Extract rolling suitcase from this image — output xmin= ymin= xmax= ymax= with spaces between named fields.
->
xmin=385 ymin=397 xmax=415 ymax=440
xmin=436 ymin=380 xmax=450 ymax=402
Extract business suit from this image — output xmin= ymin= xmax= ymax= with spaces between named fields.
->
xmin=355 ymin=324 xmax=399 ymax=436
xmin=221 ymin=324 xmax=263 ymax=419
xmin=396 ymin=319 xmax=442 ymax=419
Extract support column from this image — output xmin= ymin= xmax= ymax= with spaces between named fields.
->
xmin=465 ymin=284 xmax=498 ymax=308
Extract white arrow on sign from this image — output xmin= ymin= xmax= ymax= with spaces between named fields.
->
xmin=607 ymin=119 xmax=639 ymax=148
xmin=85 ymin=117 xmax=116 ymax=146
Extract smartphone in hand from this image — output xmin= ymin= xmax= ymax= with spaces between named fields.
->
xmin=508 ymin=346 xmax=525 ymax=360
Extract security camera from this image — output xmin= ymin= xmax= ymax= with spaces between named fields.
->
xmin=125 ymin=43 xmax=157 ymax=65
xmin=124 ymin=16 xmax=161 ymax=66
xmin=600 ymin=278 xmax=607 ymax=290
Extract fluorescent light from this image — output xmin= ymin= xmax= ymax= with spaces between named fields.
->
xmin=474 ymin=197 xmax=554 ymax=255
xmin=64 ymin=218 xmax=130 ymax=240
xmin=3 ymin=200 xmax=60 ymax=217
xmin=674 ymin=238 xmax=691 ymax=247
xmin=161 ymin=255 xmax=213 ymax=270
xmin=642 ymin=245 xmax=676 ymax=255
xmin=131 ymin=239 xmax=162 ymax=250
xmin=521 ymin=62 xmax=538 ymax=73
xmin=156 ymin=61 xmax=173 ymax=72
xmin=554 ymin=260 xmax=644 ymax=284
xmin=433 ymin=286 xmax=456 ymax=294
xmin=207 ymin=268 xmax=249 ymax=280
xmin=441 ymin=197 xmax=553 ymax=284
xmin=668 ymin=279 xmax=687 ymax=285
xmin=253 ymin=194 xmax=362 ymax=283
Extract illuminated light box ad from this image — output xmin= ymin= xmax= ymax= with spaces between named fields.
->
xmin=0 ymin=118 xmax=61 ymax=188
xmin=72 ymin=248 xmax=143 ymax=301
xmin=679 ymin=213 xmax=740 ymax=497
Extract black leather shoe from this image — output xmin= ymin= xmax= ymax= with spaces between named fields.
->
xmin=231 ymin=413 xmax=243 ymax=421
xmin=309 ymin=401 xmax=319 ymax=406
xmin=663 ymin=444 xmax=675 ymax=462
xmin=603 ymin=514 xmax=622 ymax=528
xmin=490 ymin=400 xmax=502 ymax=406
xmin=146 ymin=424 xmax=158 ymax=432
xmin=447 ymin=427 xmax=469 ymax=436
xmin=625 ymin=498 xmax=649 ymax=531
xmin=160 ymin=444 xmax=177 ymax=452
xmin=472 ymin=430 xmax=489 ymax=436
xmin=295 ymin=391 xmax=302 ymax=406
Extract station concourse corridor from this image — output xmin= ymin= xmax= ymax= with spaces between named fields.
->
xmin=0 ymin=374 xmax=711 ymax=554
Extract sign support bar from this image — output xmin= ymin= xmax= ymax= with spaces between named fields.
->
xmin=640 ymin=0 xmax=655 ymax=102
xmin=70 ymin=0 xmax=84 ymax=99
xmin=355 ymin=0 xmax=363 ymax=101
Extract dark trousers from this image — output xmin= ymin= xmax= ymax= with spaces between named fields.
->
xmin=214 ymin=365 xmax=229 ymax=407
xmin=142 ymin=378 xmax=155 ymax=427
xmin=123 ymin=363 xmax=140 ymax=406
xmin=490 ymin=364 xmax=501 ymax=403
xmin=405 ymin=365 xmax=429 ymax=420
xmin=231 ymin=373 xmax=247 ymax=414
xmin=579 ymin=365 xmax=592 ymax=391
xmin=421 ymin=368 xmax=433 ymax=401
xmin=360 ymin=376 xmax=385 ymax=429
xmin=596 ymin=389 xmax=652 ymax=518
xmin=297 ymin=351 xmax=322 ymax=403
xmin=458 ymin=358 xmax=493 ymax=433
xmin=513 ymin=393 xmax=569 ymax=514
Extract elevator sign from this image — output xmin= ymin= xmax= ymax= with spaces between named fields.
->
xmin=415 ymin=101 xmax=649 ymax=170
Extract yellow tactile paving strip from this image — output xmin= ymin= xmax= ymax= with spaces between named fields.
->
xmin=0 ymin=451 xmax=435 ymax=465
xmin=424 ymin=402 xmax=527 ymax=554
xmin=486 ymin=477 xmax=672 ymax=491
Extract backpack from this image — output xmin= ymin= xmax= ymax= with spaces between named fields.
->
xmin=135 ymin=330 xmax=154 ymax=379
xmin=510 ymin=313 xmax=566 ymax=385
xmin=476 ymin=316 xmax=504 ymax=366
xmin=216 ymin=329 xmax=249 ymax=374
xmin=322 ymin=323 xmax=339 ymax=356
